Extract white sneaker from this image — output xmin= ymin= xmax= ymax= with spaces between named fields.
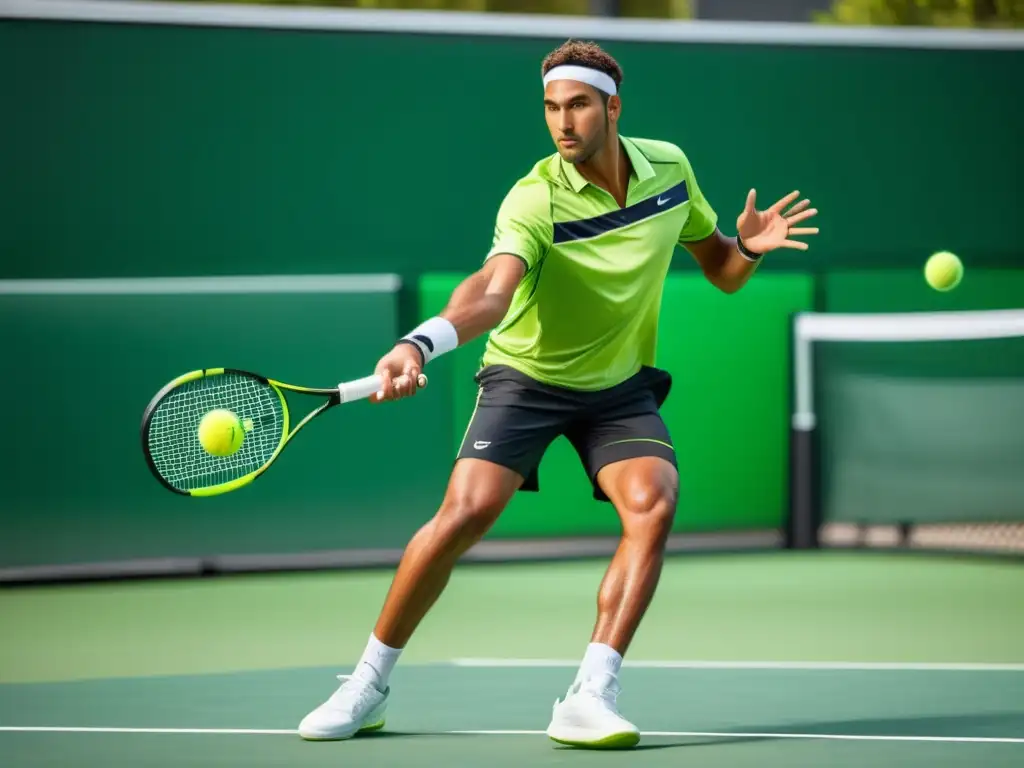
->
xmin=298 ymin=674 xmax=389 ymax=741
xmin=546 ymin=672 xmax=641 ymax=749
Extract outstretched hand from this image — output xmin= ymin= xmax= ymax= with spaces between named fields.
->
xmin=736 ymin=189 xmax=819 ymax=255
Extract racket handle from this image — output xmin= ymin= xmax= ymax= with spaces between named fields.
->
xmin=337 ymin=373 xmax=428 ymax=404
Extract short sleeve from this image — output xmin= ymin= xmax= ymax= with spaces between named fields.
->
xmin=677 ymin=152 xmax=719 ymax=244
xmin=486 ymin=177 xmax=552 ymax=271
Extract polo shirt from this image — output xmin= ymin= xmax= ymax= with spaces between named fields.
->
xmin=481 ymin=135 xmax=718 ymax=390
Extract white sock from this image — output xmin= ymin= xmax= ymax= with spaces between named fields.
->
xmin=574 ymin=642 xmax=623 ymax=684
xmin=352 ymin=633 xmax=402 ymax=692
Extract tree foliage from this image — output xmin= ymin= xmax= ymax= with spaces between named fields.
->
xmin=814 ymin=0 xmax=1024 ymax=27
xmin=183 ymin=0 xmax=695 ymax=16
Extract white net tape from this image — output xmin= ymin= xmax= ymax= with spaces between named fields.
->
xmin=147 ymin=374 xmax=284 ymax=491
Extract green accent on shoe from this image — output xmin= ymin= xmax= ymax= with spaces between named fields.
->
xmin=298 ymin=718 xmax=385 ymax=741
xmin=549 ymin=731 xmax=640 ymax=749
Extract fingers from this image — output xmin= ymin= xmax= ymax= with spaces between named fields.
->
xmin=785 ymin=198 xmax=811 ymax=217
xmin=770 ymin=190 xmax=802 ymax=214
xmin=740 ymin=188 xmax=819 ymax=252
xmin=395 ymin=373 xmax=429 ymax=395
xmin=371 ymin=369 xmax=394 ymax=403
xmin=370 ymin=342 xmax=431 ymax=403
xmin=372 ymin=368 xmax=429 ymax=403
xmin=786 ymin=207 xmax=818 ymax=226
xmin=392 ymin=363 xmax=422 ymax=399
xmin=783 ymin=197 xmax=819 ymax=246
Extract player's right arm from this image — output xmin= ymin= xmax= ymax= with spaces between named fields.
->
xmin=372 ymin=177 xmax=551 ymax=402
xmin=437 ymin=254 xmax=527 ymax=343
xmin=371 ymin=256 xmax=525 ymax=402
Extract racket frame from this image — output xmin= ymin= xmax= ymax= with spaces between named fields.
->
xmin=141 ymin=367 xmax=347 ymax=497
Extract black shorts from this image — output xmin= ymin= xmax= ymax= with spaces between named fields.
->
xmin=455 ymin=364 xmax=676 ymax=502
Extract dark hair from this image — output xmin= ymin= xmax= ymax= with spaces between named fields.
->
xmin=541 ymin=39 xmax=623 ymax=102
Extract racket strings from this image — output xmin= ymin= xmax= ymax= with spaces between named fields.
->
xmin=147 ymin=374 xmax=284 ymax=491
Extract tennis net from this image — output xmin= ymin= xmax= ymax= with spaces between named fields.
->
xmin=788 ymin=309 xmax=1024 ymax=555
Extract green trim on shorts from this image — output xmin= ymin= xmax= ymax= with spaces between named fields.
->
xmin=600 ymin=437 xmax=674 ymax=451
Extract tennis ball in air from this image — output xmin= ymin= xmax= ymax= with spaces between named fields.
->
xmin=924 ymin=250 xmax=963 ymax=292
xmin=197 ymin=409 xmax=245 ymax=457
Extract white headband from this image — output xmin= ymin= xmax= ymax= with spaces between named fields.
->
xmin=542 ymin=64 xmax=617 ymax=96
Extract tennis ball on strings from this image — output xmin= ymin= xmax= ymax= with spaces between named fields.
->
xmin=197 ymin=409 xmax=245 ymax=457
xmin=924 ymin=250 xmax=963 ymax=292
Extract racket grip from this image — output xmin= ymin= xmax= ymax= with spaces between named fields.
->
xmin=337 ymin=373 xmax=428 ymax=403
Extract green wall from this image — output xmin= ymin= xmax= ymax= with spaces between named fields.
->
xmin=0 ymin=284 xmax=453 ymax=570
xmin=1 ymin=18 xmax=1021 ymax=281
xmin=422 ymin=271 xmax=815 ymax=536
xmin=0 ymin=270 xmax=814 ymax=571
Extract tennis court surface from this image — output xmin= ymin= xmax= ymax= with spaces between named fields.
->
xmin=3 ymin=553 xmax=1023 ymax=767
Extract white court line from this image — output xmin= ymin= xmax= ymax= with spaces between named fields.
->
xmin=458 ymin=733 xmax=1024 ymax=745
xmin=453 ymin=730 xmax=1024 ymax=744
xmin=0 ymin=727 xmax=294 ymax=735
xmin=0 ymin=726 xmax=1021 ymax=744
xmin=451 ymin=659 xmax=1024 ymax=672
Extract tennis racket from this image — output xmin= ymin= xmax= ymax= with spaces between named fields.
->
xmin=140 ymin=367 xmax=426 ymax=497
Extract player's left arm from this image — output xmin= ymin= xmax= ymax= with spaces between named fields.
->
xmin=683 ymin=229 xmax=758 ymax=295
xmin=677 ymin=155 xmax=819 ymax=294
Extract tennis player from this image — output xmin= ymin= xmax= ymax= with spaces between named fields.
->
xmin=299 ymin=39 xmax=818 ymax=748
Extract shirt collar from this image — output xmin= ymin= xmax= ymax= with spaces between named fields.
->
xmin=559 ymin=136 xmax=655 ymax=193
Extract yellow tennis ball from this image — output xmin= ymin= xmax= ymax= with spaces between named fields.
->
xmin=197 ymin=409 xmax=245 ymax=457
xmin=924 ymin=250 xmax=963 ymax=292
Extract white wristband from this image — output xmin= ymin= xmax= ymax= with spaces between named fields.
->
xmin=400 ymin=316 xmax=459 ymax=364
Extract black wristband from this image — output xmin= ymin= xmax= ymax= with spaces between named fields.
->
xmin=737 ymin=235 xmax=762 ymax=262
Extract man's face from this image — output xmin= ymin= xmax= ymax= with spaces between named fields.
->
xmin=543 ymin=80 xmax=617 ymax=164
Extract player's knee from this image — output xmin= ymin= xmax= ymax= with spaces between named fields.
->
xmin=619 ymin=477 xmax=677 ymax=542
xmin=436 ymin=488 xmax=506 ymax=547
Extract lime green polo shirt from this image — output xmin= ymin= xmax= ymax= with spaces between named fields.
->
xmin=481 ymin=136 xmax=719 ymax=391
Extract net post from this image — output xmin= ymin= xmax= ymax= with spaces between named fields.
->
xmin=787 ymin=312 xmax=819 ymax=549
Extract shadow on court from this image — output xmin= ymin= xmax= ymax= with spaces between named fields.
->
xmin=557 ymin=711 xmax=1024 ymax=756
xmin=342 ymin=728 xmax=781 ymax=752
xmin=554 ymin=711 xmax=1024 ymax=753
xmin=563 ymin=741 xmax=748 ymax=751
xmin=355 ymin=710 xmax=1024 ymax=750
xmin=363 ymin=730 xmax=734 ymax=752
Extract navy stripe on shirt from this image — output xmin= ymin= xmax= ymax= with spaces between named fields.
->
xmin=552 ymin=179 xmax=689 ymax=244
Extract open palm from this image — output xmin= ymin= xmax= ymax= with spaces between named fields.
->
xmin=737 ymin=189 xmax=819 ymax=254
